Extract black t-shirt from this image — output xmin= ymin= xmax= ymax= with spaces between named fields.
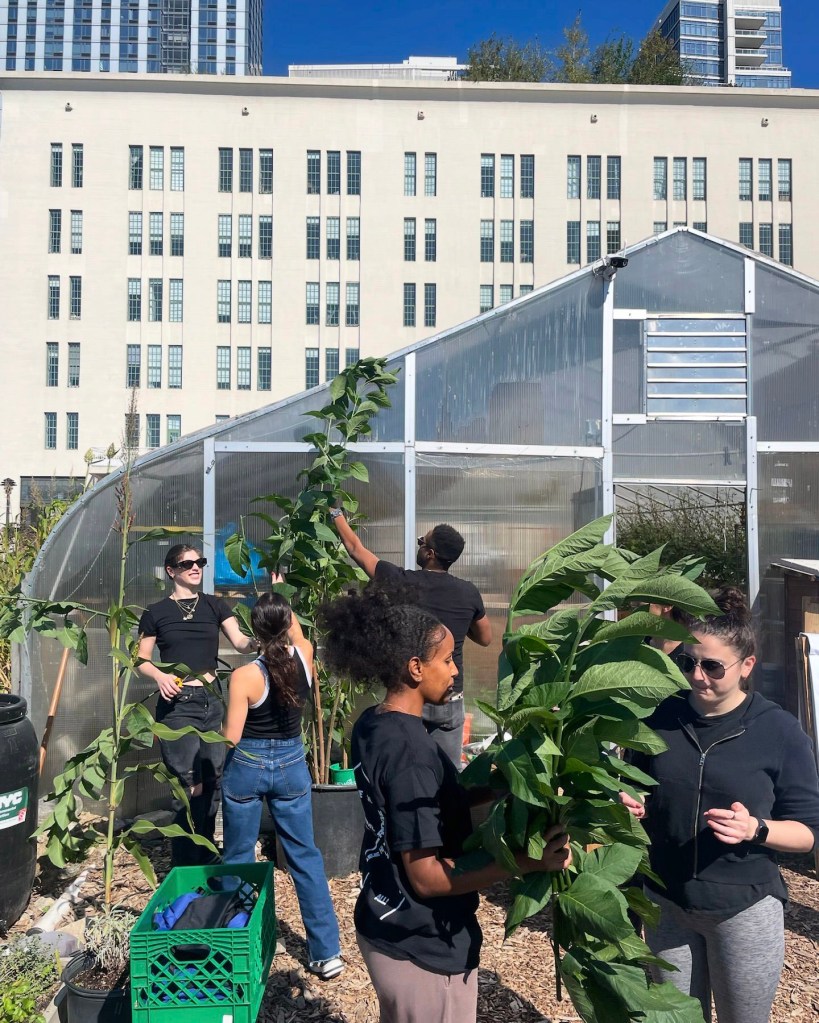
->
xmin=373 ymin=562 xmax=485 ymax=693
xmin=138 ymin=594 xmax=233 ymax=674
xmin=351 ymin=705 xmax=481 ymax=973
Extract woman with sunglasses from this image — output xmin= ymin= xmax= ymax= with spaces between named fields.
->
xmin=138 ymin=543 xmax=258 ymax=866
xmin=620 ymin=586 xmax=819 ymax=1023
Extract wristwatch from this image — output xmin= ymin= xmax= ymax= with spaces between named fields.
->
xmin=329 ymin=507 xmax=345 ymax=520
xmin=749 ymin=818 xmax=770 ymax=845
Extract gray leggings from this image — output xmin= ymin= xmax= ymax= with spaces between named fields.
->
xmin=645 ymin=889 xmax=784 ymax=1023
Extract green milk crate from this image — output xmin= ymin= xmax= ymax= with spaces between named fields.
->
xmin=130 ymin=862 xmax=276 ymax=1023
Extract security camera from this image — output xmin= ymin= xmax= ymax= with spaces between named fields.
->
xmin=592 ymin=254 xmax=629 ymax=280
xmin=608 ymin=255 xmax=628 ymax=270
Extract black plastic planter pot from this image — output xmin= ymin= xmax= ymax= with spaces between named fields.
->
xmin=62 ymin=952 xmax=131 ymax=1023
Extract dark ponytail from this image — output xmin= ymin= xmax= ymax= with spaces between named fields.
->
xmin=673 ymin=585 xmax=756 ymax=659
xmin=251 ymin=593 xmax=301 ymax=707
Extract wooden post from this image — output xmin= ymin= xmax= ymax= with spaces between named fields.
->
xmin=39 ymin=646 xmax=71 ymax=775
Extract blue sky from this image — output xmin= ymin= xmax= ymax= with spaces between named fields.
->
xmin=263 ymin=0 xmax=819 ymax=88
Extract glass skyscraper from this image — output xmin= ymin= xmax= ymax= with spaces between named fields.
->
xmin=0 ymin=0 xmax=263 ymax=75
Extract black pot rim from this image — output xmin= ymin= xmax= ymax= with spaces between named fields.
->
xmin=62 ymin=951 xmax=130 ymax=998
xmin=0 ymin=693 xmax=27 ymax=724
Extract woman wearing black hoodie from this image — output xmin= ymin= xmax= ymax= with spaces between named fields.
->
xmin=620 ymin=586 xmax=819 ymax=1023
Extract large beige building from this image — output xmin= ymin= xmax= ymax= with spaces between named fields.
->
xmin=0 ymin=71 xmax=816 ymax=511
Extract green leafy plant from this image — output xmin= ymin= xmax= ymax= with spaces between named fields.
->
xmin=0 ymin=977 xmax=44 ymax=1023
xmin=0 ymin=935 xmax=60 ymax=1021
xmin=83 ymin=905 xmax=138 ymax=978
xmin=226 ymin=357 xmax=398 ymax=783
xmin=459 ymin=515 xmax=715 ymax=1023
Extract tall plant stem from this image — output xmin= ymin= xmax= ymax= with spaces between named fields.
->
xmin=324 ymin=683 xmax=344 ymax=783
xmin=312 ymin=663 xmax=326 ymax=785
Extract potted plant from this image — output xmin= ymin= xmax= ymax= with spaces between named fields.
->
xmin=459 ymin=514 xmax=714 ymax=1023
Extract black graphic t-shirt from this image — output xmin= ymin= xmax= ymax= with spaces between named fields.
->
xmin=138 ymin=594 xmax=233 ymax=674
xmin=351 ymin=705 xmax=481 ymax=973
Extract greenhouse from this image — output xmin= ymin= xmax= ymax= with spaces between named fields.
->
xmin=23 ymin=228 xmax=819 ymax=813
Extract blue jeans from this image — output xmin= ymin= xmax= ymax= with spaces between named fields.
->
xmin=221 ymin=736 xmax=340 ymax=963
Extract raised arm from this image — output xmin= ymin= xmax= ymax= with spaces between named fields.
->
xmin=220 ymin=614 xmax=259 ymax=655
xmin=330 ymin=507 xmax=380 ymax=579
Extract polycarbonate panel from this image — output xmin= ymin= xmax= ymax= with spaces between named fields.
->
xmin=614 ymin=422 xmax=746 ymax=481
xmin=614 ymin=232 xmax=745 ymax=314
xmin=415 ymin=277 xmax=603 ymax=445
xmin=613 ymin=319 xmax=642 ymax=414
xmin=415 ymin=454 xmax=603 ymax=737
xmin=752 ymin=264 xmax=819 ymax=441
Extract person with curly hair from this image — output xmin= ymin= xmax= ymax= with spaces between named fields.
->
xmin=319 ymin=589 xmax=570 ymax=1023
xmin=620 ymin=586 xmax=819 ymax=1023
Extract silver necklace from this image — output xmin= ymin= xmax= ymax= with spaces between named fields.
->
xmin=173 ymin=593 xmax=200 ymax=621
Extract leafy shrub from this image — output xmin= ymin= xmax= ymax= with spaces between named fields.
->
xmin=0 ymin=935 xmax=60 ymax=1021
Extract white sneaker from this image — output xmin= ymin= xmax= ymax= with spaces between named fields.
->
xmin=307 ymin=955 xmax=345 ymax=980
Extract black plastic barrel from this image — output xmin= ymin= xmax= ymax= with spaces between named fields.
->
xmin=0 ymin=694 xmax=39 ymax=931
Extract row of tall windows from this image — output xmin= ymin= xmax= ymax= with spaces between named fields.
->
xmin=125 ymin=344 xmax=184 ymax=389
xmin=47 ymin=276 xmax=82 ymax=319
xmin=215 ymin=280 xmax=276 ymax=324
xmin=305 ymin=347 xmax=360 ymax=389
xmin=305 ymin=283 xmax=361 ymax=327
xmin=215 ymin=214 xmax=273 ymax=259
xmin=43 ymin=412 xmax=79 ymax=450
xmin=567 ymin=156 xmax=621 ymax=200
xmin=48 ymin=210 xmax=83 ymax=254
xmin=306 ymin=150 xmax=361 ymax=196
xmin=128 ymin=146 xmax=185 ymax=191
xmin=739 ymin=222 xmax=793 ymax=265
xmin=403 ymin=153 xmax=438 ymax=197
xmin=50 ymin=144 xmax=83 ymax=188
xmin=45 ymin=342 xmax=81 ymax=387
xmin=738 ymin=158 xmax=792 ymax=201
xmin=567 ymin=221 xmax=621 ymax=264
xmin=401 ymin=283 xmax=437 ymax=328
xmin=305 ymin=216 xmax=361 ymax=260
xmin=477 ymin=284 xmax=534 ymax=314
xmin=478 ymin=220 xmax=534 ymax=263
xmin=480 ymin=154 xmax=535 ymax=199
xmin=213 ymin=346 xmax=277 ymax=391
xmin=125 ymin=279 xmax=184 ymax=322
xmin=122 ymin=413 xmax=181 ymax=449
xmin=402 ymin=219 xmax=438 ymax=262
xmin=128 ymin=212 xmax=185 ymax=256
xmin=652 ymin=157 xmax=708 ymax=200
xmin=654 ymin=221 xmax=708 ymax=233
xmin=217 ymin=147 xmax=274 ymax=193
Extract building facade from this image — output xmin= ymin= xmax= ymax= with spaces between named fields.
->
xmin=0 ymin=72 xmax=815 ymax=507
xmin=658 ymin=0 xmax=790 ymax=88
xmin=0 ymin=0 xmax=262 ymax=75
xmin=288 ymin=55 xmax=465 ymax=81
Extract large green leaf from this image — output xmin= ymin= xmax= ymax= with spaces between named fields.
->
xmin=629 ymin=574 xmax=721 ymax=618
xmin=581 ymin=843 xmax=642 ymax=887
xmin=594 ymin=718 xmax=669 ymax=755
xmin=505 ymin=871 xmax=553 ymax=936
xmin=495 ymin=737 xmax=552 ymax=806
xmin=480 ymin=799 xmax=519 ymax=874
xmin=557 ymin=872 xmax=635 ymax=943
xmin=570 ymin=660 xmax=681 ymax=705
xmin=588 ymin=612 xmax=694 ymax=647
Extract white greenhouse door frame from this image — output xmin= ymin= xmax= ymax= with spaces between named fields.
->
xmin=746 ymin=416 xmax=760 ymax=610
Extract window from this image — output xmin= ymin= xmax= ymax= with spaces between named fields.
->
xmin=72 ymin=144 xmax=83 ymax=188
xmin=70 ymin=211 xmax=82 ymax=254
xmin=237 ymin=346 xmax=251 ymax=389
xmin=779 ymin=223 xmax=793 ymax=265
xmin=149 ymin=146 xmax=163 ymax=190
xmin=500 ymin=155 xmax=514 ymax=198
xmin=404 ymin=152 xmax=416 ymax=197
xmin=520 ymin=285 xmax=534 ymax=295
xmin=170 ymin=147 xmax=184 ymax=191
xmin=238 ymin=215 xmax=252 ymax=258
xmin=258 ymin=216 xmax=272 ymax=259
xmin=327 ymin=151 xmax=340 ymax=194
xmin=520 ymin=154 xmax=534 ymax=198
xmin=217 ymin=280 xmax=231 ymax=322
xmin=479 ymin=285 xmax=493 ymax=314
xmin=46 ymin=343 xmax=59 ymax=386
xmin=67 ymin=342 xmax=80 ymax=387
xmin=326 ymin=217 xmax=340 ymax=260
xmin=654 ymin=221 xmax=668 ymax=234
xmin=347 ymin=151 xmax=361 ymax=195
xmin=500 ymin=220 xmax=513 ymax=262
xmin=146 ymin=414 xmax=160 ymax=449
xmin=239 ymin=148 xmax=252 ymax=192
xmin=258 ymin=281 xmax=272 ymax=323
xmin=325 ymin=348 xmax=339 ymax=380
xmin=306 ymin=217 xmax=320 ymax=259
xmin=403 ymin=283 xmax=416 ymax=327
xmin=424 ymin=153 xmax=437 ymax=196
xmin=326 ymin=282 xmax=339 ymax=326
xmin=587 ymin=156 xmax=601 ymax=199
xmin=148 ymin=279 xmax=162 ymax=322
xmin=49 ymin=209 xmax=62 ymax=253
xmin=607 ymin=156 xmax=621 ymax=200
xmin=758 ymin=159 xmax=772 ymax=202
xmin=673 ymin=157 xmax=687 ymax=201
xmin=259 ymin=149 xmax=273 ymax=194
xmin=404 ymin=218 xmax=416 ymax=262
xmin=693 ymin=221 xmax=707 ymax=232
xmin=258 ymin=348 xmax=272 ymax=390
xmin=346 ymin=348 xmax=359 ymax=368
xmin=48 ymin=276 xmax=60 ymax=319
xmin=305 ymin=348 xmax=319 ymax=388
xmin=739 ymin=158 xmax=752 ymax=201
xmin=424 ymin=283 xmax=436 ymax=328
xmin=606 ymin=221 xmax=622 ymax=254
xmin=238 ymin=281 xmax=251 ymax=323
xmin=128 ymin=211 xmax=142 ymax=255
xmin=424 ymin=219 xmax=436 ymax=262
xmin=520 ymin=220 xmax=534 ymax=264
xmin=44 ymin=412 xmax=57 ymax=450
xmin=480 ymin=219 xmax=494 ymax=262
xmin=346 ymin=282 xmax=360 ymax=326
xmin=168 ymin=345 xmax=182 ymax=388
xmin=167 ymin=415 xmax=181 ymax=444
xmin=218 ymin=214 xmax=232 ymax=257
xmin=170 ymin=213 xmax=184 ymax=256
xmin=778 ymin=159 xmax=792 ymax=201
xmin=566 ymin=221 xmax=580 ymax=264
xmin=147 ymin=344 xmax=161 ymax=387
xmin=129 ymin=145 xmax=143 ymax=190
xmin=587 ymin=221 xmax=601 ymax=262
xmin=306 ymin=282 xmax=319 ymax=324
xmin=69 ymin=276 xmax=81 ymax=319
xmin=169 ymin=279 xmax=183 ymax=322
xmin=347 ymin=217 xmax=360 ymax=261
xmin=149 ymin=212 xmax=163 ymax=256
xmin=653 ymin=157 xmax=667 ymax=200
xmin=51 ymin=143 xmax=63 ymax=187
xmin=216 ymin=346 xmax=231 ymax=389
xmin=307 ymin=150 xmax=320 ymax=194
xmin=219 ymin=148 xmax=233 ymax=192
xmin=126 ymin=344 xmax=141 ymax=387
xmin=692 ymin=157 xmax=707 ymax=201
xmin=567 ymin=155 xmax=580 ymax=199
xmin=739 ymin=222 xmax=754 ymax=249
xmin=124 ymin=413 xmax=139 ymax=450
xmin=480 ymin=154 xmax=494 ymax=197
xmin=499 ymin=284 xmax=513 ymax=305
xmin=758 ymin=223 xmax=773 ymax=258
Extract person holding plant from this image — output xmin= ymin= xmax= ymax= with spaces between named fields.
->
xmin=137 ymin=543 xmax=258 ymax=866
xmin=221 ymin=591 xmax=343 ymax=981
xmin=319 ymin=588 xmax=570 ymax=1023
xmin=620 ymin=586 xmax=819 ymax=1023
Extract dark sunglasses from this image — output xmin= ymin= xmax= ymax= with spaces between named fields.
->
xmin=675 ymin=652 xmax=741 ymax=680
xmin=417 ymin=536 xmax=437 ymax=553
xmin=174 ymin=557 xmax=207 ymax=570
